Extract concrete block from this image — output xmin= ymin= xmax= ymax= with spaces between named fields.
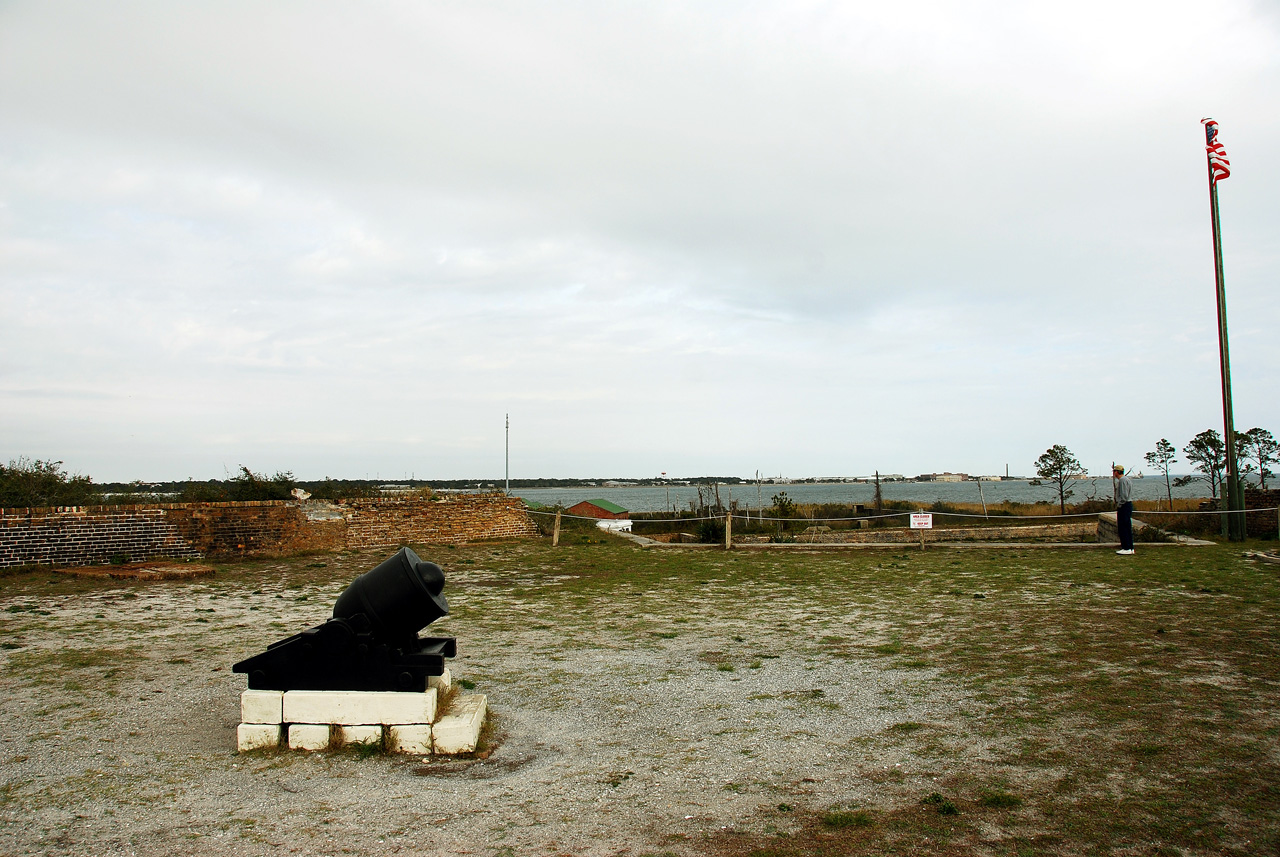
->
xmin=428 ymin=668 xmax=452 ymax=693
xmin=432 ymin=694 xmax=487 ymax=755
xmin=337 ymin=725 xmax=383 ymax=748
xmin=386 ymin=724 xmax=433 ymax=755
xmin=237 ymin=723 xmax=282 ymax=752
xmin=240 ymin=689 xmax=284 ymax=724
xmin=283 ymin=689 xmax=437 ymax=726
xmin=288 ymin=724 xmax=332 ymax=751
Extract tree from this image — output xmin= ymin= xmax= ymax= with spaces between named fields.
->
xmin=1174 ymin=429 xmax=1225 ymax=500
xmin=0 ymin=457 xmax=99 ymax=508
xmin=1238 ymin=427 xmax=1277 ymax=490
xmin=1031 ymin=445 xmax=1085 ymax=515
xmin=1144 ymin=439 xmax=1177 ymax=512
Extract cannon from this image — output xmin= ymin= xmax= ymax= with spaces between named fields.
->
xmin=233 ymin=547 xmax=456 ymax=692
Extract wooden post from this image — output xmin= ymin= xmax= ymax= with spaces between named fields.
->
xmin=724 ymin=510 xmax=733 ymax=550
xmin=920 ymin=526 xmax=926 ymax=551
xmin=552 ymin=510 xmax=562 ymax=547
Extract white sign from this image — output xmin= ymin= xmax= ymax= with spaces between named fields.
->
xmin=910 ymin=513 xmax=933 ymax=529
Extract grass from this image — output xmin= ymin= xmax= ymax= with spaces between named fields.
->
xmin=1 ymin=537 xmax=1278 ymax=855
xmin=977 ymin=789 xmax=1022 ymax=808
xmin=821 ymin=809 xmax=875 ymax=828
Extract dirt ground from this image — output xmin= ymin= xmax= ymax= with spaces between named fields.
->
xmin=2 ymin=539 xmax=1277 ymax=856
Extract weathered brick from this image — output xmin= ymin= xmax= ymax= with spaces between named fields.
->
xmin=1 ymin=495 xmax=535 ymax=567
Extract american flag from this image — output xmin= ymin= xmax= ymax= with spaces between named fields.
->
xmin=1201 ymin=118 xmax=1231 ymax=182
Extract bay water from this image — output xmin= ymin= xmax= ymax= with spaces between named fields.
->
xmin=513 ymin=477 xmax=1208 ymax=515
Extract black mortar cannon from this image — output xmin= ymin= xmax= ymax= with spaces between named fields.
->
xmin=233 ymin=547 xmax=456 ymax=692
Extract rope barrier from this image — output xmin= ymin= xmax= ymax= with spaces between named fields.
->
xmin=1137 ymin=506 xmax=1279 ymax=516
xmin=737 ymin=511 xmax=911 ymax=523
xmin=742 ymin=510 xmax=1102 ymax=522
xmin=524 ymin=504 xmax=1278 ymax=525
xmin=524 ymin=509 xmax=722 ymax=524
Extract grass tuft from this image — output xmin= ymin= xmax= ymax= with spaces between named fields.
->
xmin=821 ymin=809 xmax=874 ymax=828
xmin=922 ymin=792 xmax=959 ymax=815
xmin=979 ymin=789 xmax=1023 ymax=808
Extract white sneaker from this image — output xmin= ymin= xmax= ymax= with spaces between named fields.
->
xmin=1116 ymin=549 xmax=1134 ymax=555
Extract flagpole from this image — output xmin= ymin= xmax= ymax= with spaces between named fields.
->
xmin=1203 ymin=119 xmax=1244 ymax=540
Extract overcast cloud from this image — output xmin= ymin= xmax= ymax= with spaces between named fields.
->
xmin=2 ymin=1 xmax=1277 ymax=482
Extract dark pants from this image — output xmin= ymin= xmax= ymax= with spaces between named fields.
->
xmin=1118 ymin=502 xmax=1134 ymax=550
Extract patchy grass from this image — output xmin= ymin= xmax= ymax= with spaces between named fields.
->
xmin=5 ymin=645 xmax=143 ymax=691
xmin=688 ymin=538 xmax=1280 ymax=856
xmin=2 ymin=537 xmax=1278 ymax=855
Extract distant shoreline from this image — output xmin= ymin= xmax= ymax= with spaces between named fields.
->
xmin=509 ymin=479 xmax=1217 ymax=514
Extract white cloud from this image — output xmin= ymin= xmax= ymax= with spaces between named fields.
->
xmin=0 ymin=0 xmax=1277 ymax=480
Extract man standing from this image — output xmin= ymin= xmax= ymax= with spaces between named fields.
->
xmin=1114 ymin=464 xmax=1134 ymax=555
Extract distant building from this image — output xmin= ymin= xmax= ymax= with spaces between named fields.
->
xmin=916 ymin=472 xmax=968 ymax=482
xmin=567 ymin=499 xmax=630 ymax=520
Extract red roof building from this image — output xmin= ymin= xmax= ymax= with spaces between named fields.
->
xmin=567 ymin=499 xmax=629 ymax=520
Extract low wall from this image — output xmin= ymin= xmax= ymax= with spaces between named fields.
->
xmin=341 ymin=495 xmax=538 ymax=549
xmin=780 ymin=521 xmax=1096 ymax=544
xmin=0 ymin=495 xmax=536 ymax=568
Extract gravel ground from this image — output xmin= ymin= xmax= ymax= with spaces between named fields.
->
xmin=1 ymin=545 xmax=980 ymax=856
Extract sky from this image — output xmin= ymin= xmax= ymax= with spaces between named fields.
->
xmin=1 ymin=1 xmax=1277 ymax=483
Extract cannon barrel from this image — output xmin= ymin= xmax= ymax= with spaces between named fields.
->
xmin=332 ymin=547 xmax=448 ymax=643
xmin=233 ymin=547 xmax=456 ymax=692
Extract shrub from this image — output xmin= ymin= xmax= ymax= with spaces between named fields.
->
xmin=179 ymin=479 xmax=230 ymax=503
xmin=227 ymin=466 xmax=296 ymax=501
xmin=698 ymin=518 xmax=725 ymax=543
xmin=0 ymin=458 xmax=100 ymax=507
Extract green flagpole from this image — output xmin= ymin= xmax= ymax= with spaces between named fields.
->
xmin=1203 ymin=119 xmax=1245 ymax=541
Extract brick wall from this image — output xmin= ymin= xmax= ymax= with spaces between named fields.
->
xmin=164 ymin=501 xmax=346 ymax=558
xmin=0 ymin=505 xmax=201 ymax=568
xmin=1245 ymin=489 xmax=1280 ymax=539
xmin=0 ymin=495 xmax=537 ymax=568
xmin=342 ymin=494 xmax=539 ymax=549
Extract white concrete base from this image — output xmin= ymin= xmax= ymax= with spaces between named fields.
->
xmin=238 ymin=674 xmax=484 ymax=755
xmin=283 ymin=688 xmax=437 ymax=726
xmin=240 ymin=689 xmax=284 ymax=724
xmin=387 ymin=724 xmax=433 ymax=755
xmin=337 ymin=725 xmax=383 ymax=748
xmin=237 ymin=723 xmax=283 ymax=751
xmin=428 ymin=668 xmax=452 ymax=692
xmin=432 ymin=694 xmax=487 ymax=755
xmin=288 ymin=723 xmax=332 ymax=751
